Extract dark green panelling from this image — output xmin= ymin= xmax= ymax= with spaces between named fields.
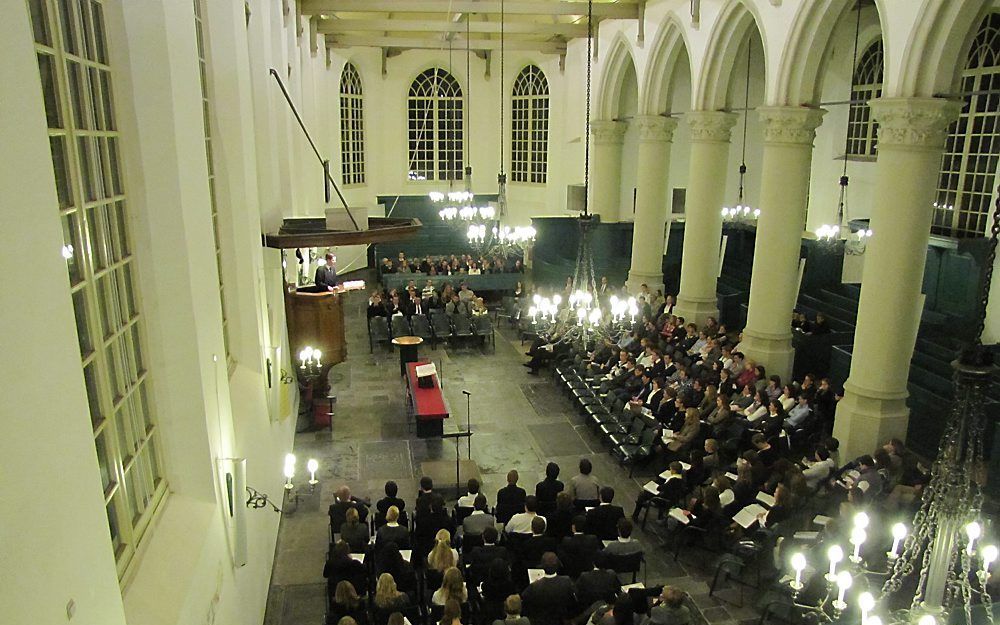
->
xmin=373 ymin=194 xmax=499 ymax=260
xmin=530 ymin=216 xmax=635 ymax=287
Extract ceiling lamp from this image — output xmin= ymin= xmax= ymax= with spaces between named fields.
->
xmin=816 ymin=6 xmax=874 ymax=249
xmin=722 ymin=35 xmax=759 ymax=228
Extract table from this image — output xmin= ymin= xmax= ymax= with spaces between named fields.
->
xmin=392 ymin=335 xmax=423 ymax=376
xmin=405 ymin=361 xmax=448 ymax=438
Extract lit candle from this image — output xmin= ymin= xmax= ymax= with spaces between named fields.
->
xmin=858 ymin=592 xmax=875 ymax=625
xmin=868 ymin=617 xmax=882 ymax=625
xmin=790 ymin=552 xmax=806 ymax=590
xmin=313 ymin=349 xmax=322 ymax=366
xmin=307 ymin=458 xmax=319 ymax=485
xmin=966 ymin=521 xmax=982 ymax=556
xmin=299 ymin=350 xmax=307 ymax=369
xmin=853 ymin=511 xmax=869 ymax=530
xmin=826 ymin=545 xmax=843 ymax=582
xmin=283 ymin=456 xmax=295 ymax=490
xmin=850 ymin=527 xmax=867 ymax=564
xmin=918 ymin=615 xmax=936 ymax=625
xmin=889 ymin=523 xmax=907 ymax=559
xmin=982 ymin=544 xmax=998 ymax=580
xmin=833 ymin=570 xmax=852 ymax=611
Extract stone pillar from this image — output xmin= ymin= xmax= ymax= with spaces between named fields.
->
xmin=626 ymin=115 xmax=678 ymax=294
xmin=674 ymin=111 xmax=738 ymax=324
xmin=834 ymin=98 xmax=961 ymax=461
xmin=588 ymin=120 xmax=626 ymax=221
xmin=740 ymin=107 xmax=826 ymax=381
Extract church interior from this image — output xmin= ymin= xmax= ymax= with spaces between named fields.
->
xmin=5 ymin=1 xmax=1000 ymax=625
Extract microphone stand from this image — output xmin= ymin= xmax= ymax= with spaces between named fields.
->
xmin=462 ymin=390 xmax=472 ymax=459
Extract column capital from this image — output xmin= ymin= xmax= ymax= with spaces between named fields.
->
xmin=758 ymin=106 xmax=826 ymax=145
xmin=686 ymin=110 xmax=738 ymax=143
xmin=633 ymin=115 xmax=678 ymax=143
xmin=869 ymin=97 xmax=962 ymax=149
xmin=590 ymin=120 xmax=627 ymax=145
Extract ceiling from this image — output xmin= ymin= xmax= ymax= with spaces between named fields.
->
xmin=298 ymin=1 xmax=643 ymax=56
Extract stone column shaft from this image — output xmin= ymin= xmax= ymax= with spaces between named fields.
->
xmin=675 ymin=111 xmax=738 ymax=324
xmin=834 ymin=98 xmax=961 ymax=461
xmin=626 ymin=115 xmax=678 ymax=293
xmin=588 ymin=120 xmax=626 ymax=221
xmin=741 ymin=107 xmax=827 ymax=381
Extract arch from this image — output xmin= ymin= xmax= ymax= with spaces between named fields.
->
xmin=696 ymin=0 xmax=766 ymax=110
xmin=511 ymin=65 xmax=550 ymax=183
xmin=339 ymin=62 xmax=365 ymax=185
xmin=899 ymin=0 xmax=992 ymax=97
xmin=596 ymin=34 xmax=638 ymax=120
xmin=406 ymin=68 xmax=464 ymax=181
xmin=641 ymin=15 xmax=693 ymax=115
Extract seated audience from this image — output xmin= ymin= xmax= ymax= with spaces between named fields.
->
xmin=340 ymin=507 xmax=370 ymax=553
xmin=585 ymin=487 xmax=626 ymax=541
xmin=374 ymin=573 xmax=410 ymax=612
xmin=376 ymin=506 xmax=409 ymax=549
xmin=507 ymin=495 xmax=545 ymax=535
xmin=492 ymin=595 xmax=530 ymax=625
xmin=432 ymin=566 xmax=468 ymax=606
xmin=568 ymin=459 xmax=601 ymax=507
xmin=497 ymin=470 xmax=528 ymax=524
xmin=521 ymin=553 xmax=577 ymax=625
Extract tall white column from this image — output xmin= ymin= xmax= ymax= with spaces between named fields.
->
xmin=675 ymin=111 xmax=737 ymax=324
xmin=588 ymin=120 xmax=626 ymax=221
xmin=834 ymin=98 xmax=961 ymax=461
xmin=740 ymin=107 xmax=826 ymax=381
xmin=626 ymin=115 xmax=678 ymax=293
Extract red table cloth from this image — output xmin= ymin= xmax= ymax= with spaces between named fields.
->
xmin=406 ymin=361 xmax=448 ymax=421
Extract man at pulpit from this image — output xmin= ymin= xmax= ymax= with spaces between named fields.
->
xmin=315 ymin=253 xmax=339 ymax=291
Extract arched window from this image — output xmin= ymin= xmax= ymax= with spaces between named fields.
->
xmin=511 ymin=65 xmax=550 ymax=183
xmin=934 ymin=14 xmax=1000 ymax=237
xmin=846 ymin=40 xmax=883 ymax=157
xmin=339 ymin=63 xmax=365 ymax=185
xmin=407 ymin=68 xmax=463 ymax=181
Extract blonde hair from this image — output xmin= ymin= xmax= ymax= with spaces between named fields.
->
xmin=440 ymin=599 xmax=462 ymax=625
xmin=345 ymin=507 xmax=360 ymax=526
xmin=375 ymin=573 xmax=401 ymax=608
xmin=439 ymin=567 xmax=466 ymax=603
xmin=428 ymin=529 xmax=455 ymax=571
xmin=685 ymin=407 xmax=700 ymax=424
xmin=504 ymin=595 xmax=522 ymax=617
xmin=386 ymin=505 xmax=399 ymax=523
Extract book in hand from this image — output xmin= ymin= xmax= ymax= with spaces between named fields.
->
xmin=679 ymin=461 xmax=692 ymax=471
xmin=528 ymin=569 xmax=545 ymax=583
xmin=733 ymin=503 xmax=767 ymax=529
xmin=813 ymin=515 xmax=832 ymax=526
xmin=669 ymin=508 xmax=691 ymax=525
xmin=756 ymin=491 xmax=776 ymax=507
xmin=643 ymin=481 xmax=660 ymax=495
xmin=725 ymin=472 xmax=739 ymax=481
xmin=794 ymin=531 xmax=819 ymax=541
xmin=719 ymin=489 xmax=735 ymax=507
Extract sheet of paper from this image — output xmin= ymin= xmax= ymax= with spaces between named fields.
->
xmin=622 ymin=583 xmax=645 ymax=590
xmin=350 ymin=553 xmax=365 ymax=563
xmin=725 ymin=472 xmax=738 ymax=481
xmin=643 ymin=480 xmax=660 ymax=495
xmin=813 ymin=515 xmax=832 ymax=526
xmin=400 ymin=549 xmax=412 ymax=562
xmin=719 ymin=489 xmax=735 ymax=507
xmin=756 ymin=491 xmax=776 ymax=507
xmin=603 ymin=540 xmax=614 ymax=548
xmin=733 ymin=504 xmax=767 ymax=529
xmin=528 ymin=569 xmax=545 ymax=583
xmin=794 ymin=531 xmax=819 ymax=541
xmin=669 ymin=508 xmax=690 ymax=525
xmin=680 ymin=461 xmax=692 ymax=471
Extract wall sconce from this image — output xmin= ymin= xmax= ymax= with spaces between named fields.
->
xmin=241 ymin=454 xmax=320 ymax=516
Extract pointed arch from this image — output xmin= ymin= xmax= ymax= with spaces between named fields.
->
xmin=511 ymin=65 xmax=550 ymax=184
xmin=696 ymin=0 xmax=765 ymax=110
xmin=597 ymin=34 xmax=638 ymax=120
xmin=898 ymin=0 xmax=992 ymax=97
xmin=339 ymin=62 xmax=365 ymax=185
xmin=641 ymin=15 xmax=692 ymax=115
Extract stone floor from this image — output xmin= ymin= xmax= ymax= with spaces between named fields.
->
xmin=263 ymin=290 xmax=765 ymax=625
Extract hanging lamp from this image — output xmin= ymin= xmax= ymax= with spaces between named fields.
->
xmin=721 ymin=35 xmax=760 ymax=227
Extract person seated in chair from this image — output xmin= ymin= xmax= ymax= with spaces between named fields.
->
xmin=377 ymin=481 xmax=406 ymax=518
xmin=557 ymin=515 xmax=601 ymax=578
xmin=462 ymin=494 xmax=496 ymax=538
xmin=458 ymin=478 xmax=483 ymax=508
xmin=648 ymin=586 xmax=691 ymax=625
xmin=376 ymin=506 xmax=409 ymax=550
xmin=632 ymin=461 xmax=686 ymax=521
xmin=520 ymin=516 xmax=557 ymax=568
xmin=585 ymin=487 xmax=625 ymax=541
xmin=535 ymin=462 xmax=564 ymax=512
xmin=575 ymin=563 xmax=622 ymax=612
xmin=506 ymin=495 xmax=545 ymax=535
xmin=329 ymin=486 xmax=370 ymax=534
xmin=521 ymin=552 xmax=577 ymax=625
xmin=467 ymin=527 xmax=512 ymax=584
xmin=567 ymin=459 xmax=601 ymax=509
xmin=597 ymin=518 xmax=644 ymax=561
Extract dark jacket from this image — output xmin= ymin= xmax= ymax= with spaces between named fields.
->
xmin=585 ymin=504 xmax=626 ymax=541
xmin=558 ymin=533 xmax=602 ymax=578
xmin=496 ymin=484 xmax=528 ymax=523
xmin=574 ymin=568 xmax=621 ymax=608
xmin=535 ymin=478 xmax=565 ymax=506
xmin=521 ymin=575 xmax=577 ymax=625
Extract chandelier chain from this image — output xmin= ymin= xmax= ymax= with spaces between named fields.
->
xmin=583 ymin=0 xmax=593 ymax=217
xmin=973 ymin=186 xmax=1000 ymax=348
xmin=466 ymin=15 xmax=471 ymax=174
xmin=500 ymin=0 xmax=505 ymax=176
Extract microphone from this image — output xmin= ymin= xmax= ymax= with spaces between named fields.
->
xmin=462 ymin=390 xmax=471 ymax=396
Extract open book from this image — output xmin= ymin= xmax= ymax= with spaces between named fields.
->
xmin=719 ymin=489 xmax=735 ymax=507
xmin=528 ymin=569 xmax=545 ymax=583
xmin=756 ymin=491 xmax=776 ymax=507
xmin=669 ymin=508 xmax=690 ymax=525
xmin=643 ymin=480 xmax=660 ymax=495
xmin=733 ymin=503 xmax=767 ymax=529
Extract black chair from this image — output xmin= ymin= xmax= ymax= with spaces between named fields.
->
xmin=369 ymin=317 xmax=391 ymax=352
xmin=431 ymin=313 xmax=453 ymax=346
xmin=602 ymin=551 xmax=645 ymax=584
xmin=410 ymin=314 xmax=435 ymax=348
xmin=391 ymin=315 xmax=412 ymax=339
xmin=472 ymin=314 xmax=495 ymax=352
xmin=453 ymin=314 xmax=475 ymax=345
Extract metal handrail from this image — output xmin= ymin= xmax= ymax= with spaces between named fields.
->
xmin=269 ymin=68 xmax=360 ymax=231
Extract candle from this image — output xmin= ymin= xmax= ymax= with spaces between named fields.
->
xmin=307 ymin=458 xmax=319 ymax=485
xmin=833 ymin=571 xmax=852 ymax=611
xmin=826 ymin=544 xmax=843 ymax=582
xmin=966 ymin=522 xmax=982 ymax=556
xmin=889 ymin=523 xmax=907 ymax=559
xmin=850 ymin=527 xmax=867 ymax=563
xmin=982 ymin=544 xmax=998 ymax=580
xmin=858 ymin=592 xmax=875 ymax=625
xmin=790 ymin=552 xmax=806 ymax=590
xmin=313 ymin=349 xmax=322 ymax=366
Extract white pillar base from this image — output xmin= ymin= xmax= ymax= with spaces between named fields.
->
xmin=739 ymin=330 xmax=794 ymax=382
xmin=626 ymin=270 xmax=663 ymax=297
xmin=833 ymin=381 xmax=910 ymax=462
xmin=674 ymin=295 xmax=719 ymax=327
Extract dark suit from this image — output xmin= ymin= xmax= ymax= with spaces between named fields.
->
xmin=546 ymin=509 xmax=575 ymax=541
xmin=324 ymin=555 xmax=367 ymax=596
xmin=496 ymin=484 xmax=527 ymax=524
xmin=519 ymin=534 xmax=558 ymax=568
xmin=315 ymin=264 xmax=338 ymax=289
xmin=521 ymin=575 xmax=577 ymax=625
xmin=558 ymin=533 xmax=602 ymax=578
xmin=586 ymin=504 xmax=626 ymax=541
xmin=467 ymin=544 xmax=513 ymax=583
xmin=535 ymin=478 xmax=565 ymax=506
xmin=329 ymin=500 xmax=369 ymax=534
xmin=574 ymin=568 xmax=621 ymax=608
xmin=376 ymin=496 xmax=407 ymax=516
xmin=413 ymin=510 xmax=454 ymax=562
xmin=375 ymin=524 xmax=410 ymax=550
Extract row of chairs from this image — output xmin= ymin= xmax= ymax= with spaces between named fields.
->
xmin=368 ymin=313 xmax=495 ymax=352
xmin=552 ymin=364 xmax=659 ymax=476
